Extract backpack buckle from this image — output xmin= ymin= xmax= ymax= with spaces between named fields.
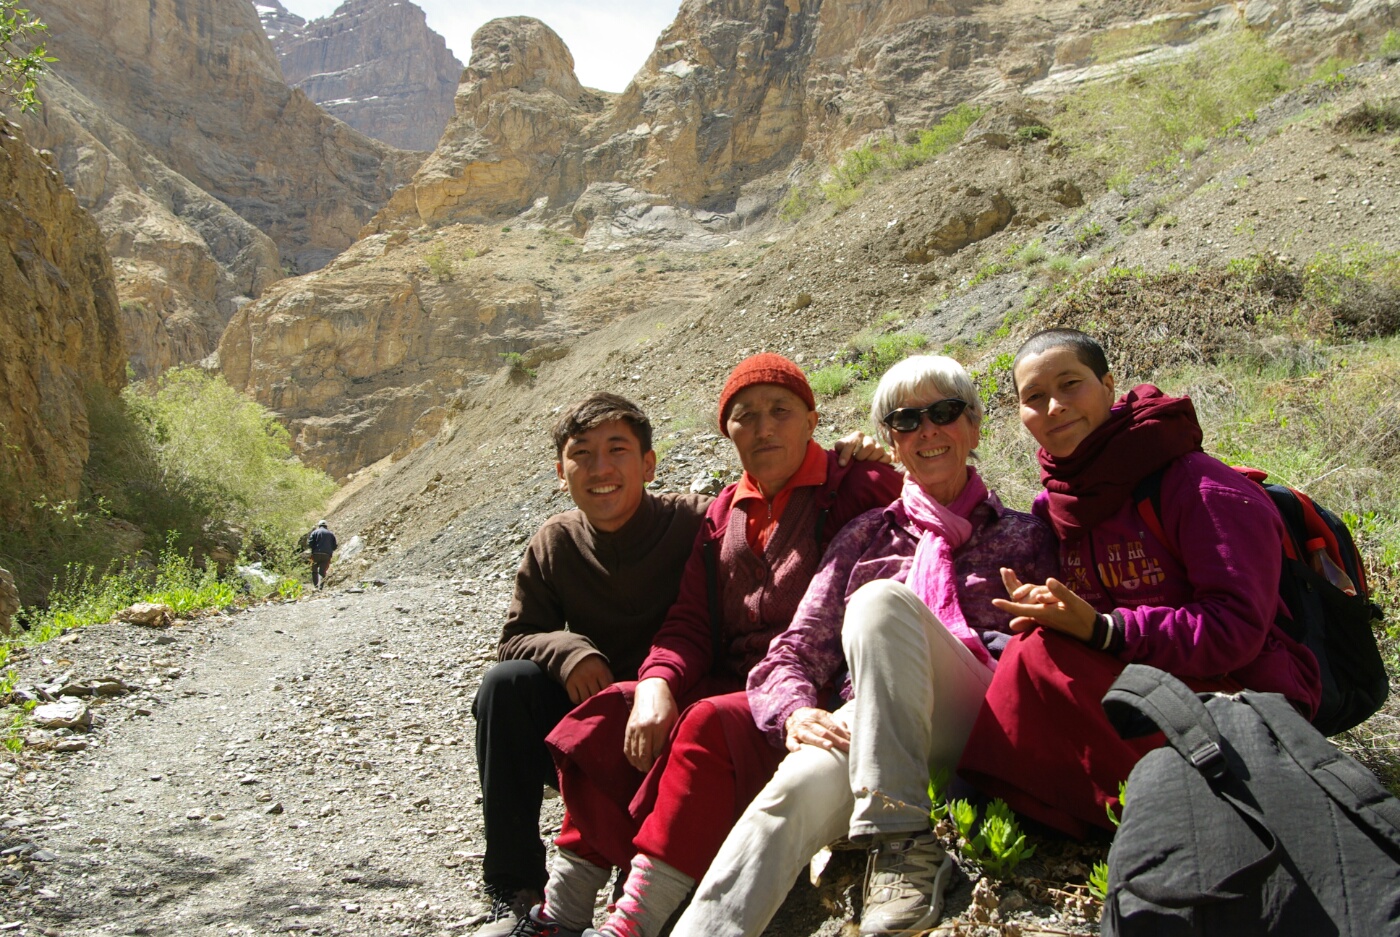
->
xmin=1189 ymin=740 xmax=1226 ymax=778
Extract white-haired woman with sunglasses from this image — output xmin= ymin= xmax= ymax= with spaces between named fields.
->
xmin=670 ymin=355 xmax=1057 ymax=937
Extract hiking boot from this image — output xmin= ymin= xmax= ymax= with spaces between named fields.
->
xmin=472 ymin=887 xmax=541 ymax=937
xmin=859 ymin=831 xmax=953 ymax=936
xmin=507 ymin=904 xmax=585 ymax=937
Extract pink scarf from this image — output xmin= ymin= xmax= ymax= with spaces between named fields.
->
xmin=899 ymin=466 xmax=995 ymax=670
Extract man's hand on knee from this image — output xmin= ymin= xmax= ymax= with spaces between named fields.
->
xmin=564 ymin=654 xmax=614 ymax=705
xmin=625 ymin=677 xmax=677 ymax=772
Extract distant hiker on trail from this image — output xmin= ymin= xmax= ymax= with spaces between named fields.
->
xmin=518 ymin=355 xmax=902 ymax=937
xmin=958 ymin=328 xmax=1322 ymax=837
xmin=307 ymin=520 xmax=337 ymax=590
xmin=471 ymin=387 xmax=889 ymax=937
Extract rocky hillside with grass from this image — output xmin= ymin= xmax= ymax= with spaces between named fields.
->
xmin=266 ymin=0 xmax=464 ymax=152
xmin=221 ymin=0 xmax=1399 ymax=486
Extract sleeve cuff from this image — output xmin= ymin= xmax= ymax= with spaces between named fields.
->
xmin=1090 ymin=612 xmax=1126 ymax=654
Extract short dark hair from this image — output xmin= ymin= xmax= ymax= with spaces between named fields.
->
xmin=552 ymin=393 xmax=653 ymax=457
xmin=1011 ymin=328 xmax=1111 ymax=393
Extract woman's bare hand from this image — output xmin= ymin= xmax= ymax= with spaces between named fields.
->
xmin=624 ymin=678 xmax=678 ymax=772
xmin=992 ymin=576 xmax=1098 ymax=642
xmin=784 ymin=707 xmax=851 ymax=753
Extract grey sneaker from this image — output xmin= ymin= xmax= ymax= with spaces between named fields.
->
xmin=472 ymin=887 xmax=540 ymax=937
xmin=859 ymin=831 xmax=953 ymax=936
xmin=507 ymin=904 xmax=585 ymax=937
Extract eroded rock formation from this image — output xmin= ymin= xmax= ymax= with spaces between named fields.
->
xmin=28 ymin=0 xmax=422 ymax=273
xmin=269 ymin=0 xmax=464 ymax=152
xmin=0 ymin=121 xmax=124 ymax=511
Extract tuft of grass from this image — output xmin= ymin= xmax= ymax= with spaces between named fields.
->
xmin=1381 ymin=30 xmax=1400 ymax=57
xmin=809 ymin=364 xmax=858 ymax=397
xmin=1057 ymin=28 xmax=1291 ymax=175
xmin=424 ymin=245 xmax=455 ymax=282
xmin=820 ymin=104 xmax=984 ymax=204
xmin=780 ymin=186 xmax=815 ymax=220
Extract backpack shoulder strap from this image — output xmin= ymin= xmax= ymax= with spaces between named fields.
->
xmin=1244 ymin=691 xmax=1400 ymax=847
xmin=1103 ymin=665 xmax=1284 ymax=904
xmin=1103 ymin=664 xmax=1226 ymax=774
xmin=1132 ymin=468 xmax=1177 ymax=564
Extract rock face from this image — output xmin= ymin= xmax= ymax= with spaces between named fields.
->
xmin=20 ymin=75 xmax=284 ymax=378
xmin=268 ymin=0 xmax=464 ymax=153
xmin=376 ymin=17 xmax=608 ymax=227
xmin=28 ymin=0 xmax=422 ymax=274
xmin=0 ymin=121 xmax=125 ymax=514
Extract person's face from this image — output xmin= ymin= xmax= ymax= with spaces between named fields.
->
xmin=725 ymin=384 xmax=819 ymax=497
xmin=1013 ymin=347 xmax=1117 ymax=458
xmin=887 ymin=397 xmax=980 ymax=504
xmin=556 ymin=419 xmax=656 ymax=532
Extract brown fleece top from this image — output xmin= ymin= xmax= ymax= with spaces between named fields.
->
xmin=497 ymin=491 xmax=711 ymax=684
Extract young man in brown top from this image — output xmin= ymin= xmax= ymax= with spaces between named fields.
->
xmin=473 ymin=393 xmax=710 ymax=937
xmin=472 ymin=393 xmax=887 ymax=936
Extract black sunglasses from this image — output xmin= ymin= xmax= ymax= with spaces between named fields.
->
xmin=882 ymin=398 xmax=969 ymax=433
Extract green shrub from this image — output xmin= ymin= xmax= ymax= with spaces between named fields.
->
xmin=1057 ymin=28 xmax=1291 ymax=174
xmin=809 ymin=364 xmax=857 ymax=397
xmin=779 ymin=186 xmax=814 ymax=220
xmin=853 ymin=332 xmax=928 ymax=379
xmin=0 ymin=0 xmax=53 ymax=114
xmin=424 ymin=245 xmax=454 ymax=282
xmin=1381 ymin=30 xmax=1400 ymax=57
xmin=123 ymin=368 xmax=335 ymax=550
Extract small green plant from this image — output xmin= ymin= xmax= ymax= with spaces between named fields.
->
xmin=1381 ymin=29 xmax=1400 ymax=57
xmin=1182 ymin=134 xmax=1209 ymax=158
xmin=1011 ymin=239 xmax=1048 ymax=268
xmin=945 ymin=797 xmax=1036 ymax=879
xmin=1016 ymin=124 xmax=1052 ymax=142
xmin=276 ymin=577 xmax=303 ymax=601
xmin=499 ymin=351 xmax=536 ymax=379
xmin=780 ymin=185 xmax=814 ymax=220
xmin=1310 ymin=56 xmax=1355 ymax=88
xmin=1089 ymin=860 xmax=1111 ymax=900
xmin=927 ymin=768 xmax=952 ymax=822
xmin=0 ymin=0 xmax=55 ymax=114
xmin=852 ymin=332 xmax=928 ymax=380
xmin=1073 ymin=221 xmax=1106 ymax=248
xmin=809 ymin=364 xmax=857 ymax=397
xmin=424 ymin=245 xmax=455 ymax=282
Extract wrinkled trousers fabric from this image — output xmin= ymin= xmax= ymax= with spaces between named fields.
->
xmin=473 ymin=660 xmax=574 ymax=892
xmin=673 ymin=581 xmax=994 ymax=937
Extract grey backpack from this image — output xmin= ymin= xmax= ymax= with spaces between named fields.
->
xmin=1099 ymin=664 xmax=1400 ymax=937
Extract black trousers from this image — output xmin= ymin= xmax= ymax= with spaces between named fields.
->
xmin=310 ymin=552 xmax=332 ymax=589
xmin=472 ymin=659 xmax=575 ymax=893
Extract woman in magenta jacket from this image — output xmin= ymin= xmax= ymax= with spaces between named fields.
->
xmin=958 ymin=328 xmax=1321 ymax=838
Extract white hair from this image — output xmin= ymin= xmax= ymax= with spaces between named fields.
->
xmin=869 ymin=355 xmax=983 ymax=444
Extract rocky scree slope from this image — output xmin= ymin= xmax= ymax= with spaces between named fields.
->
xmin=324 ymin=52 xmax=1400 ymax=585
xmin=229 ymin=0 xmax=1400 ymax=486
xmin=266 ymin=0 xmax=464 ymax=153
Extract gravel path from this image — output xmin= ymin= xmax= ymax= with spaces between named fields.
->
xmin=0 ymin=577 xmax=535 ymax=937
xmin=0 ymin=578 xmax=1099 ymax=937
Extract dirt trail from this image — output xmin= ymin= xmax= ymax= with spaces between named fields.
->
xmin=0 ymin=576 xmax=1097 ymax=937
xmin=0 ymin=578 xmax=529 ymax=936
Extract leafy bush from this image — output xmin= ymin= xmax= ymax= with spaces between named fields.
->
xmin=1057 ymin=28 xmax=1291 ymax=174
xmin=1382 ymin=30 xmax=1400 ymax=57
xmin=0 ymin=0 xmax=54 ymax=114
xmin=122 ymin=368 xmax=335 ymax=549
xmin=852 ymin=332 xmax=928 ymax=380
xmin=424 ymin=245 xmax=455 ymax=282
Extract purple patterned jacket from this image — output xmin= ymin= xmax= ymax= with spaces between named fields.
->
xmin=747 ymin=491 xmax=1059 ymax=746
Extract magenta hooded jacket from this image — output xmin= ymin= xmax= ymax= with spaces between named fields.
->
xmin=1037 ymin=450 xmax=1322 ymax=714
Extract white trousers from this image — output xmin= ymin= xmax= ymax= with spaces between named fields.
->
xmin=671 ymin=580 xmax=994 ymax=937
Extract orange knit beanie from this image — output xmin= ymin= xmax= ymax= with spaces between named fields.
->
xmin=716 ymin=353 xmax=815 ymax=437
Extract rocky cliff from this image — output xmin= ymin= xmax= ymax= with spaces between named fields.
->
xmin=0 ymin=120 xmax=125 ymax=513
xmin=28 ymin=0 xmax=422 ymax=273
xmin=267 ymin=0 xmax=464 ymax=153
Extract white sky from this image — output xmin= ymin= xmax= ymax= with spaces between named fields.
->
xmin=279 ymin=0 xmax=682 ymax=93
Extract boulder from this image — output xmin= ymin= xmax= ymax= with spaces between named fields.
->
xmin=115 ymin=603 xmax=175 ymax=628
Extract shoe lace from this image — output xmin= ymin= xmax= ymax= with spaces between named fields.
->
xmin=506 ymin=908 xmax=558 ymax=937
xmin=865 ymin=835 xmax=946 ymax=898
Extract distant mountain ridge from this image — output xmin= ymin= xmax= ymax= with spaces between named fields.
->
xmin=257 ymin=0 xmax=464 ymax=152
